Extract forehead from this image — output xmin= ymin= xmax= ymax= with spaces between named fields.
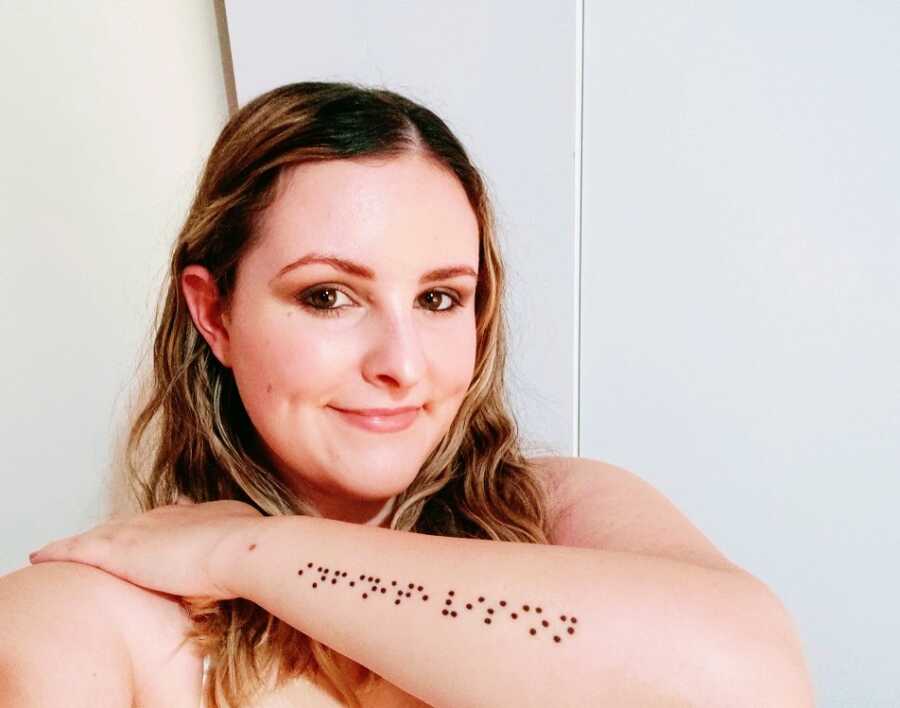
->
xmin=248 ymin=153 xmax=480 ymax=277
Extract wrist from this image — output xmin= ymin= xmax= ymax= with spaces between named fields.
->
xmin=208 ymin=514 xmax=270 ymax=600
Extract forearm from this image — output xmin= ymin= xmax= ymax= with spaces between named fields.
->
xmin=222 ymin=515 xmax=788 ymax=708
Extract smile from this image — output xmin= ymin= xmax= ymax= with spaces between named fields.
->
xmin=327 ymin=406 xmax=419 ymax=433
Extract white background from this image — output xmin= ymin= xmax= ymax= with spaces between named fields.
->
xmin=1 ymin=2 xmax=897 ymax=705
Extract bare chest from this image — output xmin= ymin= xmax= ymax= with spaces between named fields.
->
xmin=243 ymin=672 xmax=432 ymax=708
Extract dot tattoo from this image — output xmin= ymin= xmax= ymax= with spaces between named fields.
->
xmin=297 ymin=561 xmax=581 ymax=643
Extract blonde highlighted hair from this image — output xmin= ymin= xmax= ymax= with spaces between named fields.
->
xmin=118 ymin=81 xmax=558 ymax=707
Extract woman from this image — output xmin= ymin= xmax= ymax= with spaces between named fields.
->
xmin=6 ymin=82 xmax=812 ymax=707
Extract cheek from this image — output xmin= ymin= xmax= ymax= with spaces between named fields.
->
xmin=230 ymin=313 xmax=353 ymax=408
xmin=430 ymin=318 xmax=477 ymax=393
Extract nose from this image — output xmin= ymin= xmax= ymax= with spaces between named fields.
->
xmin=360 ymin=307 xmax=427 ymax=392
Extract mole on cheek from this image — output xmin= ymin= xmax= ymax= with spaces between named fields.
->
xmin=266 ymin=383 xmax=273 ymax=394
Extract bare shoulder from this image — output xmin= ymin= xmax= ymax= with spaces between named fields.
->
xmin=0 ymin=561 xmax=202 ymax=708
xmin=528 ymin=454 xmax=743 ymax=573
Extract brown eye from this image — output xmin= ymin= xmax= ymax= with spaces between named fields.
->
xmin=310 ymin=288 xmax=338 ymax=307
xmin=298 ymin=286 xmax=354 ymax=317
xmin=418 ymin=290 xmax=458 ymax=312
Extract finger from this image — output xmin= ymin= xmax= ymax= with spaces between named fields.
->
xmin=29 ymin=535 xmax=79 ymax=564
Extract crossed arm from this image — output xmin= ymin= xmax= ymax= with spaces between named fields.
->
xmin=215 ymin=511 xmax=814 ymax=707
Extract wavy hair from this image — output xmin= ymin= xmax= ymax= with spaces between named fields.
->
xmin=118 ymin=81 xmax=558 ymax=708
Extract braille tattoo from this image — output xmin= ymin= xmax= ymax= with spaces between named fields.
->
xmin=297 ymin=560 xmax=580 ymax=643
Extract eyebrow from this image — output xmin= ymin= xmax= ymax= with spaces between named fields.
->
xmin=271 ymin=252 xmax=478 ymax=285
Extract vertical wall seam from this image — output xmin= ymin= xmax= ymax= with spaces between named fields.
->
xmin=213 ymin=0 xmax=239 ymax=114
xmin=574 ymin=0 xmax=585 ymax=456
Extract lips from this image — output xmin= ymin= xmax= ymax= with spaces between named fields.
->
xmin=328 ymin=405 xmax=420 ymax=433
xmin=332 ymin=406 xmax=420 ymax=416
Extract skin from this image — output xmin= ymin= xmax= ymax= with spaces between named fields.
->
xmin=181 ymin=152 xmax=480 ymax=527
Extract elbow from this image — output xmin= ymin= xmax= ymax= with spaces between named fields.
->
xmin=707 ymin=574 xmax=816 ymax=707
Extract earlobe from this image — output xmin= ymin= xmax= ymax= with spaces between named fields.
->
xmin=180 ymin=265 xmax=232 ymax=368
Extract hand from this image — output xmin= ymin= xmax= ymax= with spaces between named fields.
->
xmin=28 ymin=497 xmax=264 ymax=601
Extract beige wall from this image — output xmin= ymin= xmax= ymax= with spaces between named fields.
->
xmin=0 ymin=2 xmax=229 ymax=573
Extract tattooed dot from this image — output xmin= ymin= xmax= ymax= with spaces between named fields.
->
xmin=567 ymin=627 xmax=575 ymax=635
xmin=445 ymin=599 xmax=452 ymax=606
xmin=487 ymin=608 xmax=494 ymax=614
xmin=332 ymin=579 xmax=338 ymax=584
xmin=360 ymin=574 xmax=365 ymax=580
xmin=397 ymin=589 xmax=403 ymax=595
xmin=405 ymin=592 xmax=411 ymax=598
xmin=553 ymin=636 xmax=561 ymax=643
xmin=248 ymin=543 xmax=256 ymax=551
xmin=451 ymin=610 xmax=457 ymax=617
xmin=442 ymin=609 xmax=449 ymax=616
xmin=523 ymin=605 xmax=530 ymax=612
xmin=395 ymin=599 xmax=401 ymax=605
xmin=318 ymin=567 xmax=322 ymax=572
xmin=371 ymin=586 xmax=377 ymax=591
xmin=362 ymin=593 xmax=368 ymax=599
xmin=380 ymin=588 xmax=386 ymax=593
xmin=571 ymin=617 xmax=578 ymax=624
xmin=511 ymin=613 xmax=518 ymax=619
xmin=536 ymin=607 xmax=542 ymax=613
xmin=448 ymin=590 xmax=455 ymax=596
xmin=375 ymin=578 xmax=380 ymax=583
xmin=417 ymin=585 xmax=423 ymax=591
xmin=298 ymin=570 xmax=303 ymax=575
xmin=324 ymin=569 xmax=328 ymax=573
xmin=541 ymin=620 xmax=549 ymax=627
xmin=350 ymin=581 xmax=355 ymax=587
xmin=499 ymin=600 xmax=506 ymax=607
xmin=368 ymin=576 xmax=373 ymax=582
xmin=423 ymin=595 xmax=429 ymax=601
xmin=341 ymin=571 xmax=347 ymax=577
xmin=478 ymin=597 xmax=485 ymax=603
xmin=560 ymin=615 xmax=567 ymax=621
xmin=484 ymin=618 xmax=491 ymax=624
xmin=312 ymin=583 xmax=318 ymax=588
xmin=529 ymin=628 xmax=536 ymax=636
xmin=466 ymin=603 xmax=472 ymax=610
xmin=408 ymin=583 xmax=414 ymax=589
xmin=391 ymin=580 xmax=397 ymax=586
xmin=307 ymin=562 xmax=313 ymax=568
xmin=320 ymin=576 xmax=326 ymax=582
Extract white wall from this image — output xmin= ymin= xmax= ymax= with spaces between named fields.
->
xmin=0 ymin=2 xmax=229 ymax=572
xmin=579 ymin=3 xmax=899 ymax=706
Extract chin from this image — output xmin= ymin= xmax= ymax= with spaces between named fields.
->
xmin=317 ymin=455 xmax=418 ymax=495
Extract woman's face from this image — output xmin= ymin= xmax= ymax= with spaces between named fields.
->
xmin=183 ymin=152 xmax=480 ymax=525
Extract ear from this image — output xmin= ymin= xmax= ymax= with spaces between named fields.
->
xmin=181 ymin=265 xmax=233 ymax=368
